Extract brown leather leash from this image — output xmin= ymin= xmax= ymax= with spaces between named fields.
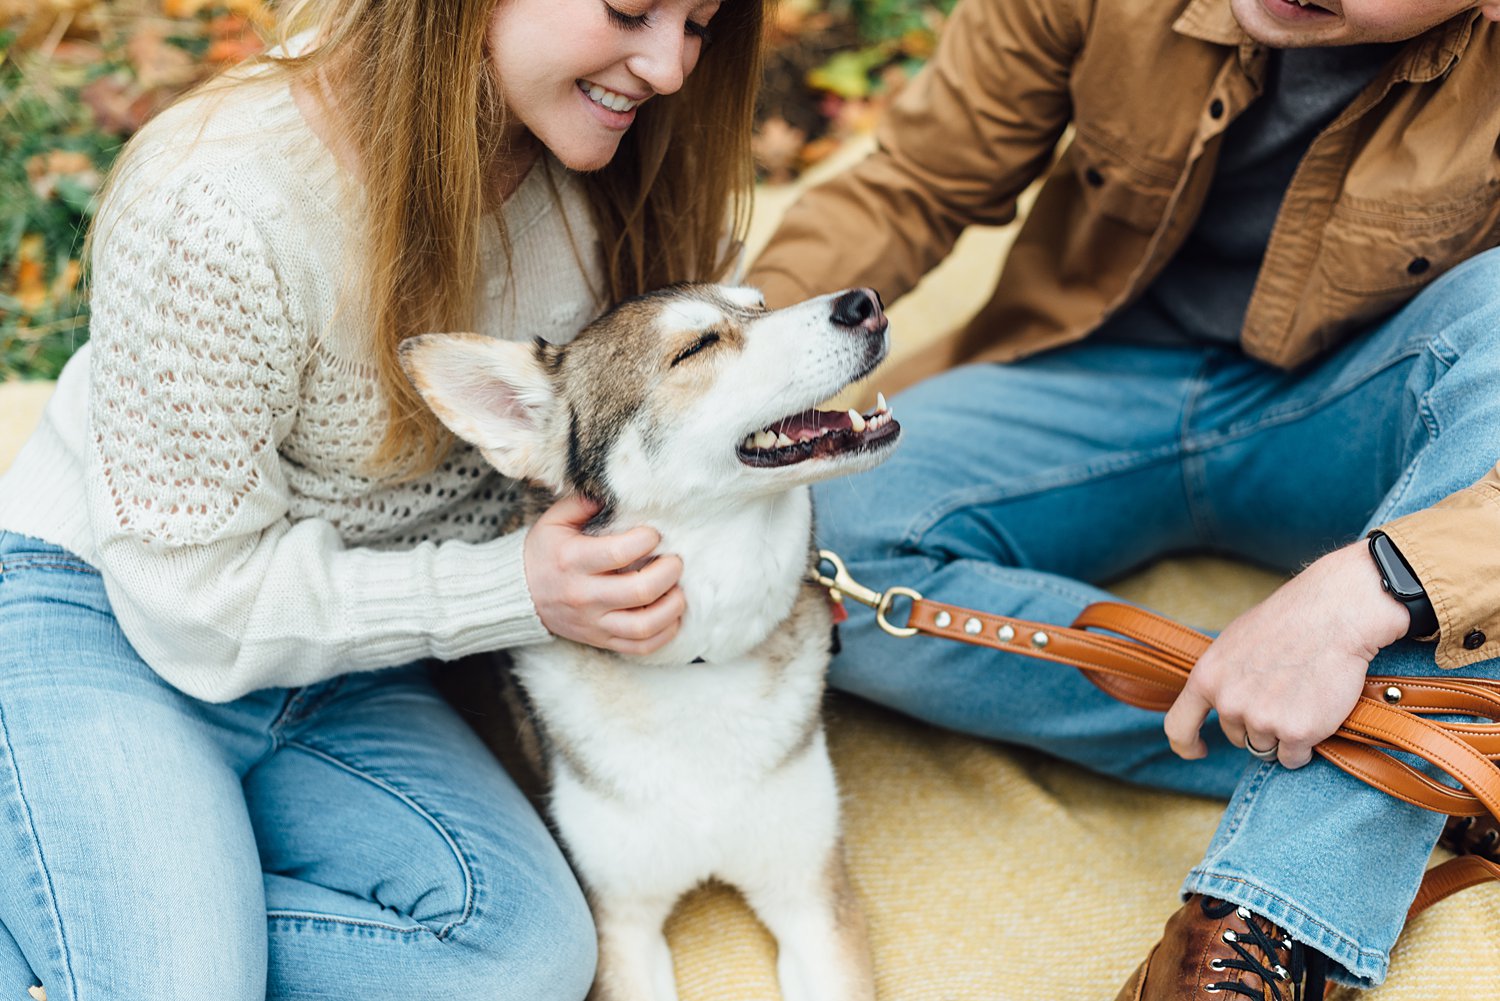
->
xmin=812 ymin=551 xmax=1500 ymax=920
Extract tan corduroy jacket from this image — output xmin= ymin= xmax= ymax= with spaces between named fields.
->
xmin=749 ymin=0 xmax=1500 ymax=670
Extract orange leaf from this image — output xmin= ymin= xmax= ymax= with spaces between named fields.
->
xmin=205 ymin=37 xmax=264 ymax=64
xmin=159 ymin=0 xmax=209 ymax=17
xmin=224 ymin=0 xmax=276 ymax=29
xmin=25 ymin=149 xmax=102 ymax=201
xmin=126 ymin=26 xmax=199 ymax=90
xmin=52 ymin=260 xmax=83 ymax=300
xmin=15 ymin=235 xmax=49 ymax=312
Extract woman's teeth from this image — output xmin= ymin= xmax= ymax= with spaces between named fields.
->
xmin=582 ymin=82 xmax=641 ymax=113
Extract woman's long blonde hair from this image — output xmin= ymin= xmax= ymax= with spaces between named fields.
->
xmin=127 ymin=0 xmax=768 ymax=478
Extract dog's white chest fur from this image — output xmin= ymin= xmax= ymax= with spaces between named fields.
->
xmin=513 ymin=487 xmax=831 ymax=852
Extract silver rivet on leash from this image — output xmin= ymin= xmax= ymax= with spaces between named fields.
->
xmin=997 ymin=624 xmax=1016 ymax=642
xmin=1384 ymin=686 xmax=1403 ymax=704
xmin=964 ymin=617 xmax=982 ymax=635
xmin=934 ymin=611 xmax=952 ymax=628
xmin=1031 ymin=631 xmax=1050 ymax=649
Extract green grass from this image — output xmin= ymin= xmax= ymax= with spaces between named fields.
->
xmin=0 ymin=27 xmax=116 ymax=380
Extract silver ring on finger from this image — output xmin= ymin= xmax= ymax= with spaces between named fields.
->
xmin=1245 ymin=736 xmax=1280 ymax=763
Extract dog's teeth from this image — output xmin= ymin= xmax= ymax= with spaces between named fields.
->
xmin=743 ymin=433 xmax=757 ymax=450
xmin=877 ymin=392 xmax=888 ymax=413
xmin=847 ymin=409 xmax=866 ymax=433
xmin=754 ymin=430 xmax=776 ymax=449
xmin=776 ymin=432 xmax=795 ymax=448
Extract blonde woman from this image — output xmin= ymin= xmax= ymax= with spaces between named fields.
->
xmin=0 ymin=0 xmax=765 ymax=996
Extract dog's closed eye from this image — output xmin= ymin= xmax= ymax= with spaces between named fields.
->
xmin=670 ymin=332 xmax=720 ymax=367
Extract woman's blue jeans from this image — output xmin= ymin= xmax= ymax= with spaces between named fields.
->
xmin=813 ymin=246 xmax=1500 ymax=986
xmin=0 ymin=532 xmax=597 ymax=1000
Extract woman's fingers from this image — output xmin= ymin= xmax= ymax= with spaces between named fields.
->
xmin=591 ymin=554 xmax=684 ymax=611
xmin=599 ymin=587 xmax=688 ymax=649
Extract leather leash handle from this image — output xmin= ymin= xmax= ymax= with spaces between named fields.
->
xmin=895 ymin=595 xmax=1500 ymax=919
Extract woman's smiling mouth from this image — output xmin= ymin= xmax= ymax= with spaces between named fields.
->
xmin=578 ymin=80 xmax=644 ymax=113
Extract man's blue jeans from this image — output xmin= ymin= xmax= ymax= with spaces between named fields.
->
xmin=813 ymin=247 xmax=1500 ymax=986
xmin=0 ymin=530 xmax=597 ymax=1000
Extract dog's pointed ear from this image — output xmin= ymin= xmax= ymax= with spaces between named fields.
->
xmin=400 ymin=333 xmax=566 ymax=488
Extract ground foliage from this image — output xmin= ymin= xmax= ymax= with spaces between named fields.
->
xmin=1 ymin=0 xmax=951 ymax=382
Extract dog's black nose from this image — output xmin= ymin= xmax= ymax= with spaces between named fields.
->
xmin=831 ymin=288 xmax=885 ymax=331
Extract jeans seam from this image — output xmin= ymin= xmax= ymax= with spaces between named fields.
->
xmin=898 ymin=443 xmax=1185 ymax=553
xmin=1182 ymin=347 xmax=1428 ymax=454
xmin=0 ymin=560 xmax=101 ymax=578
xmin=1179 ymin=356 xmax=1220 ymax=545
xmin=1367 ymin=343 xmax=1453 ymax=529
xmin=281 ymin=739 xmax=477 ymax=940
xmin=1195 ymin=761 xmax=1272 ymax=873
xmin=264 ymin=910 xmax=437 ymax=936
xmin=0 ymin=699 xmax=77 ymax=998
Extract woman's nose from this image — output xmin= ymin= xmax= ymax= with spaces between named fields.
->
xmin=626 ymin=24 xmax=696 ymax=96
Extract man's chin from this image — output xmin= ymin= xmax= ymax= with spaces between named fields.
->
xmin=1229 ymin=0 xmax=1345 ymax=47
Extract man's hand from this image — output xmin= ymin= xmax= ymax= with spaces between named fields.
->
xmin=1163 ymin=541 xmax=1412 ymax=768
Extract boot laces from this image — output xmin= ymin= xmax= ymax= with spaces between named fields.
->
xmin=1200 ymin=897 xmax=1327 ymax=1001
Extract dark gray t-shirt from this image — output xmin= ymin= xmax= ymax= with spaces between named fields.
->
xmin=1093 ymin=43 xmax=1397 ymax=348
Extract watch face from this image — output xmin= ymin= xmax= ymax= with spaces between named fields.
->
xmin=1371 ymin=533 xmax=1423 ymax=600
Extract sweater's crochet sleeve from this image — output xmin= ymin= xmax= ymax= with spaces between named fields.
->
xmin=86 ymin=171 xmax=550 ymax=703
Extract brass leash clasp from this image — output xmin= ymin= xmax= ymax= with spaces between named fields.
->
xmin=813 ymin=550 xmax=922 ymax=638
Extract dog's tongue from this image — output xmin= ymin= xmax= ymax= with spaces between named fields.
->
xmin=773 ymin=408 xmax=852 ymax=442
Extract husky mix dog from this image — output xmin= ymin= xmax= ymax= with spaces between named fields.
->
xmin=400 ymin=283 xmax=900 ymax=1001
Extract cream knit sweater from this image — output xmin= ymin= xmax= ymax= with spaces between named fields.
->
xmin=0 ymin=78 xmax=607 ymax=702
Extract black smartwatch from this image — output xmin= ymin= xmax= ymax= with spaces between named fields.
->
xmin=1368 ymin=531 xmax=1438 ymax=641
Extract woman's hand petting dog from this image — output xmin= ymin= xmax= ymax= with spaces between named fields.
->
xmin=524 ymin=494 xmax=687 ymax=654
xmin=1164 ymin=541 xmax=1411 ymax=770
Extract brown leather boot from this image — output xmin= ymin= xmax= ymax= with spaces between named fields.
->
xmin=1440 ymin=814 xmax=1500 ymax=862
xmin=1115 ymin=895 xmax=1328 ymax=1000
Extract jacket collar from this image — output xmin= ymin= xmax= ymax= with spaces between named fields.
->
xmin=1171 ymin=0 xmax=1481 ymax=82
xmin=1173 ymin=0 xmax=1244 ymax=46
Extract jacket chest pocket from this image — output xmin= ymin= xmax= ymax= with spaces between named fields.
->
xmin=1320 ymin=182 xmax=1500 ymax=296
xmin=1067 ymin=130 xmax=1177 ymax=233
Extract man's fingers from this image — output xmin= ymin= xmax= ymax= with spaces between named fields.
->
xmin=1276 ymin=740 xmax=1314 ymax=769
xmin=1242 ymin=725 xmax=1277 ymax=758
xmin=1164 ymin=687 xmax=1213 ymax=760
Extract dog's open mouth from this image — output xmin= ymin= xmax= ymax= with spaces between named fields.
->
xmin=737 ymin=392 xmax=900 ymax=467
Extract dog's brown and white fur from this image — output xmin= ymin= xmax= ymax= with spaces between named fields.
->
xmin=401 ymin=284 xmax=900 ymax=1001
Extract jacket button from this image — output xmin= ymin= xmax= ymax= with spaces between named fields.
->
xmin=1465 ymin=630 xmax=1486 ymax=651
xmin=1407 ymin=256 xmax=1431 ymax=275
xmin=1084 ymin=167 xmax=1105 ymax=188
xmin=1209 ymin=98 xmax=1225 ymax=119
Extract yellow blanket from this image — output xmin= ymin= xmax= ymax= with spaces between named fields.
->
xmin=664 ymin=558 xmax=1500 ymax=1000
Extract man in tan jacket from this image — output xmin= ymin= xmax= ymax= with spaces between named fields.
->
xmin=749 ymin=1 xmax=1500 ymax=997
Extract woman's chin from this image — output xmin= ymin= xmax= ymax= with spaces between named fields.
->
xmin=536 ymin=128 xmax=627 ymax=174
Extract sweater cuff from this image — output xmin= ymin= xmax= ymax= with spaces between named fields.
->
xmin=1378 ymin=474 xmax=1500 ymax=670
xmin=343 ymin=528 xmax=552 ymax=666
